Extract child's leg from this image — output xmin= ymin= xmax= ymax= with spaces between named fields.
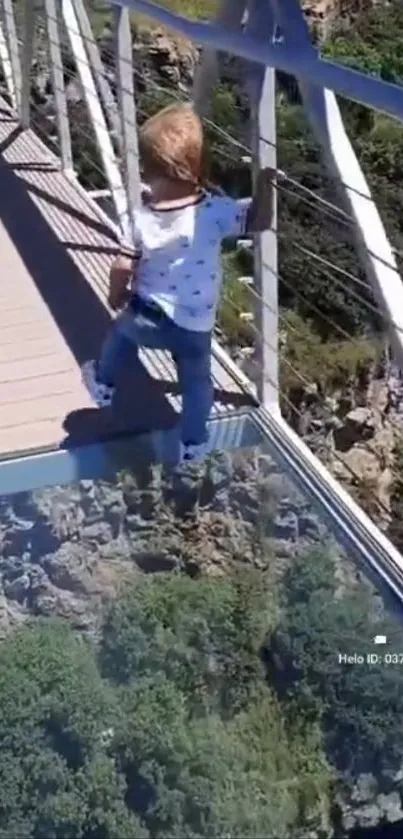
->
xmin=83 ymin=302 xmax=213 ymax=462
xmin=174 ymin=331 xmax=213 ymax=450
xmin=82 ymin=315 xmax=134 ymax=407
xmin=82 ymin=306 xmax=170 ymax=407
xmin=97 ymin=321 xmax=132 ymax=386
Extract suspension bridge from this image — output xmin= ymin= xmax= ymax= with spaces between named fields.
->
xmin=1 ymin=0 xmax=403 ymax=606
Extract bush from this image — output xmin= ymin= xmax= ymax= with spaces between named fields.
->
xmin=265 ymin=549 xmax=403 ymax=774
xmin=0 ymin=572 xmax=334 ymax=839
xmin=280 ymin=310 xmax=380 ymax=397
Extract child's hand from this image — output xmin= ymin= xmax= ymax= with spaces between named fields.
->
xmin=247 ymin=167 xmax=280 ymax=233
xmin=108 ymin=254 xmax=134 ymax=311
xmin=257 ymin=167 xmax=277 ymax=188
xmin=108 ymin=285 xmax=130 ymax=311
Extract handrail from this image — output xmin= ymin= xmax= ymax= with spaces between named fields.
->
xmin=110 ymin=0 xmax=403 ymax=123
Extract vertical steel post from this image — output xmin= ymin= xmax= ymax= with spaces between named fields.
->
xmin=72 ymin=0 xmax=122 ymax=147
xmin=20 ymin=0 xmax=35 ymax=127
xmin=192 ymin=0 xmax=246 ymax=116
xmin=110 ymin=0 xmax=403 ymax=125
xmin=2 ymin=0 xmax=21 ymax=112
xmin=113 ymin=5 xmax=141 ymax=246
xmin=44 ymin=0 xmax=73 ymax=172
xmin=247 ymin=0 xmax=278 ymax=411
xmin=0 ymin=16 xmax=16 ymax=109
xmin=61 ymin=0 xmax=128 ymax=232
xmin=270 ymin=0 xmax=403 ymax=371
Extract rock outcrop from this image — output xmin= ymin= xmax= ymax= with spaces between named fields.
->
xmin=280 ymin=356 xmax=403 ymax=531
xmin=0 ymin=449 xmax=331 ymax=636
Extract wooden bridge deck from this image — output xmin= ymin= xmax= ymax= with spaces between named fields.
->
xmin=0 ymin=106 xmax=251 ymax=460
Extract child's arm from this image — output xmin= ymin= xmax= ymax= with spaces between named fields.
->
xmin=212 ymin=167 xmax=276 ymax=240
xmin=245 ymin=167 xmax=275 ymax=233
xmin=109 ymin=204 xmax=144 ymax=311
xmin=108 ymin=252 xmax=139 ymax=311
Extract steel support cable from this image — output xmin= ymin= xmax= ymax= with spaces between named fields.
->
xmin=276 ymin=180 xmax=353 ymax=229
xmin=282 ymin=236 xmax=374 ymax=294
xmin=281 ymin=234 xmax=403 ymax=335
xmin=231 ymin=269 xmax=403 ymax=449
xmin=225 ymin=287 xmax=364 ymax=408
xmin=124 ymin=66 xmax=403 ymax=275
xmin=37 ymin=18 xmax=401 ymax=268
xmin=262 ymin=273 xmax=403 ymax=457
xmin=229 ymin=177 xmax=402 ymax=284
xmin=27 ymin=43 xmax=401 ymax=341
xmin=241 ymin=215 xmax=400 ymax=334
xmin=276 ymin=276 xmax=400 ymax=424
xmin=220 ymin=228 xmax=403 ymax=453
xmin=17 ymin=6 xmax=403 ymax=261
xmin=222 ymin=292 xmax=398 ymax=521
xmin=277 ymin=202 xmax=403 ymax=278
xmin=23 ymin=16 xmax=403 ymax=386
xmin=222 ymin=291 xmax=332 ymax=393
xmin=28 ymin=103 xmax=111 ymax=185
xmin=23 ymin=90 xmax=399 ymax=518
xmin=276 ymin=270 xmax=376 ymax=349
xmin=281 ymin=176 xmax=403 ymax=267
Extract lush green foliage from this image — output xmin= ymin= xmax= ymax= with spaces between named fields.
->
xmin=388 ymin=436 xmax=403 ymax=554
xmin=0 ymin=620 xmax=145 ymax=839
xmin=280 ymin=310 xmax=380 ymax=398
xmin=0 ymin=571 xmax=334 ymax=839
xmin=89 ymin=0 xmax=218 ymax=36
xmin=3 ymin=552 xmax=403 ymax=836
xmin=266 ymin=549 xmax=403 ymax=774
xmin=322 ymin=3 xmax=403 ymax=82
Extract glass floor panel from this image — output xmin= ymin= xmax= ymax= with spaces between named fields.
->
xmin=0 ymin=411 xmax=402 ymax=839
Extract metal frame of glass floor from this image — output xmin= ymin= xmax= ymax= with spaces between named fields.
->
xmin=2 ymin=406 xmax=403 ymax=618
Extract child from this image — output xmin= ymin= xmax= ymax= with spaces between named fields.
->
xmin=82 ymin=103 xmax=274 ymax=463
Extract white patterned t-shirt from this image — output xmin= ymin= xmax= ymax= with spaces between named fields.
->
xmin=129 ymin=192 xmax=251 ymax=332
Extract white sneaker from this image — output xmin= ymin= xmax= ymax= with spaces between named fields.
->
xmin=179 ymin=442 xmax=208 ymax=463
xmin=81 ymin=360 xmax=115 ymax=407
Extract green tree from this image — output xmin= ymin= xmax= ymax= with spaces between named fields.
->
xmin=0 ymin=571 xmax=335 ymax=839
xmin=266 ymin=549 xmax=403 ymax=774
xmin=0 ymin=619 xmax=143 ymax=839
xmin=323 ymin=1 xmax=403 ymax=83
xmin=101 ymin=572 xmax=333 ymax=838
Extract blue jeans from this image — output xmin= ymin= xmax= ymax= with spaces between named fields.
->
xmin=98 ymin=297 xmax=213 ymax=445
